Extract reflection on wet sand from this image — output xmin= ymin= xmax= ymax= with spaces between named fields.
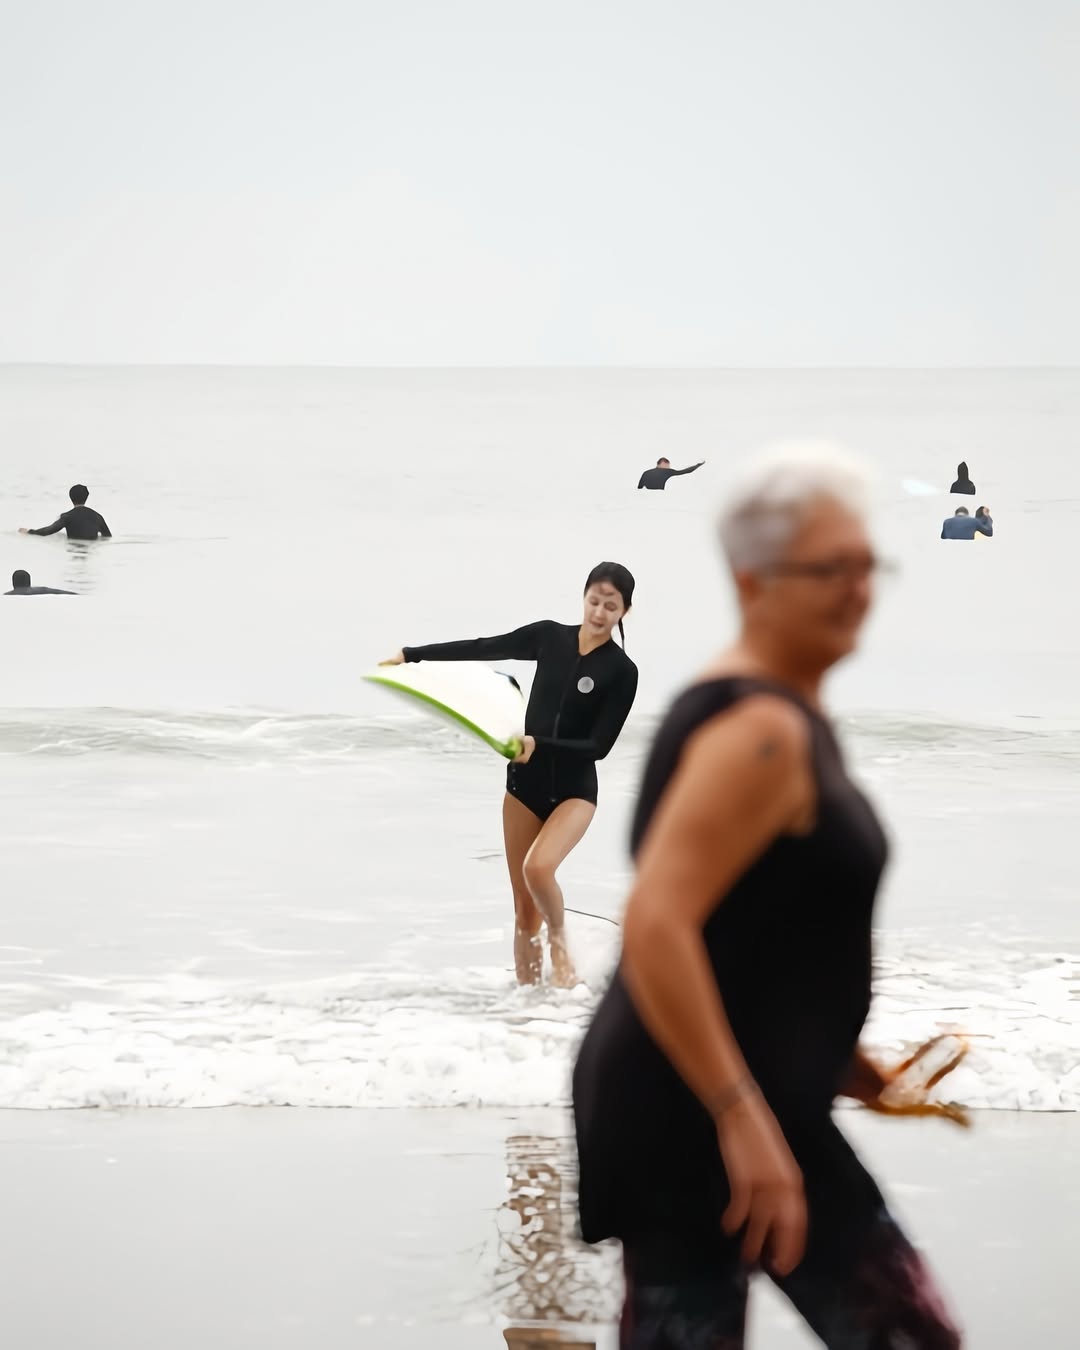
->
xmin=503 ymin=1329 xmax=598 ymax=1349
xmin=496 ymin=1132 xmax=620 ymax=1348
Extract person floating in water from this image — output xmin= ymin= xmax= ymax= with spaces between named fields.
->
xmin=638 ymin=457 xmax=705 ymax=491
xmin=19 ymin=484 xmax=112 ymax=540
xmin=381 ymin=562 xmax=639 ymax=989
xmin=949 ymin=461 xmax=976 ymax=495
xmin=4 ymin=570 xmax=76 ymax=596
xmin=941 ymin=506 xmax=992 ymax=540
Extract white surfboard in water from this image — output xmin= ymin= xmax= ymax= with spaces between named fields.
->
xmin=362 ymin=660 xmax=526 ymax=759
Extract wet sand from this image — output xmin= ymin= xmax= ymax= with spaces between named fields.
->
xmin=0 ymin=1106 xmax=1072 ymax=1348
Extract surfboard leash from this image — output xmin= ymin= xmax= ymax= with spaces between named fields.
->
xmin=565 ymin=906 xmax=619 ymax=926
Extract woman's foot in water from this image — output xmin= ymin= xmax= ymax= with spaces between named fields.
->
xmin=548 ymin=927 xmax=579 ymax=988
xmin=514 ymin=924 xmax=544 ymax=985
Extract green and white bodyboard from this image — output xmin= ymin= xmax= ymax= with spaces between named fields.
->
xmin=363 ymin=660 xmax=526 ymax=759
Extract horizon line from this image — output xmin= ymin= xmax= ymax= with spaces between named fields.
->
xmin=1 ymin=361 xmax=1077 ymax=373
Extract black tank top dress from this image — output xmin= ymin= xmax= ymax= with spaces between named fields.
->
xmin=572 ymin=678 xmax=891 ymax=1281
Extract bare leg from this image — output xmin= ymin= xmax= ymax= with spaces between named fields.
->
xmin=522 ymin=799 xmax=596 ymax=988
xmin=502 ymin=792 xmax=545 ymax=984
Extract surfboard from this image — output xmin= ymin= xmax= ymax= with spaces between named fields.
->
xmin=362 ymin=660 xmax=526 ymax=759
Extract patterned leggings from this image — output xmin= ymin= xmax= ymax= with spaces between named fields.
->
xmin=620 ymin=1207 xmax=962 ymax=1349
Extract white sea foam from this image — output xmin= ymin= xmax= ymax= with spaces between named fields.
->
xmin=0 ymin=945 xmax=1074 ymax=1111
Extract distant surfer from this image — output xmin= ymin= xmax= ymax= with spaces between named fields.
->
xmin=638 ymin=457 xmax=705 ymax=491
xmin=941 ymin=506 xmax=992 ymax=540
xmin=19 ymin=484 xmax=112 ymax=540
xmin=382 ymin=562 xmax=639 ymax=988
xmin=949 ymin=461 xmax=976 ymax=495
xmin=4 ymin=569 xmax=76 ymax=596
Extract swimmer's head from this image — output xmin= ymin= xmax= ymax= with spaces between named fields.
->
xmin=717 ymin=442 xmax=879 ymax=669
xmin=956 ymin=461 xmax=970 ymax=480
xmin=657 ymin=457 xmax=671 ymax=467
xmin=975 ymin=505 xmax=989 ymax=518
xmin=11 ymin=570 xmax=30 ymax=589
xmin=69 ymin=484 xmax=89 ymax=506
xmin=954 ymin=507 xmax=969 ymax=516
xmin=583 ymin=561 xmax=634 ymax=647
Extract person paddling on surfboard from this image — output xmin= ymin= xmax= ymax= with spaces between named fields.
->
xmin=4 ymin=569 xmax=76 ymax=596
xmin=381 ymin=562 xmax=638 ymax=989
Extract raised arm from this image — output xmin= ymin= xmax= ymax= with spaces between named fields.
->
xmin=672 ymin=461 xmax=705 ymax=477
xmin=402 ymin=620 xmax=548 ymax=664
xmin=620 ymin=694 xmax=814 ymax=1274
xmin=533 ymin=663 xmax=638 ymax=760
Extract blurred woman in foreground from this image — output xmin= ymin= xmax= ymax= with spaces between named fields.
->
xmin=573 ymin=446 xmax=963 ymax=1348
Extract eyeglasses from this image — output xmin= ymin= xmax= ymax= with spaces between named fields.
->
xmin=761 ymin=556 xmax=899 ymax=583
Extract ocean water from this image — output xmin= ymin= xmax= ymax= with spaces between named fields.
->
xmin=0 ymin=366 xmax=1077 ymax=1111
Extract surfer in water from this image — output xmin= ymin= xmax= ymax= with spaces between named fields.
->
xmin=572 ymin=446 xmax=963 ymax=1348
xmin=638 ymin=458 xmax=705 ymax=491
xmin=19 ymin=484 xmax=112 ymax=540
xmin=941 ymin=506 xmax=992 ymax=540
xmin=949 ymin=461 xmax=976 ymax=495
xmin=5 ymin=570 xmax=75 ymax=596
xmin=382 ymin=562 xmax=638 ymax=988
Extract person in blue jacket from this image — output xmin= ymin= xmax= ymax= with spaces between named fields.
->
xmin=941 ymin=507 xmax=992 ymax=540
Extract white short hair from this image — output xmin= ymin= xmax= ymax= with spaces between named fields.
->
xmin=717 ymin=441 xmax=872 ymax=573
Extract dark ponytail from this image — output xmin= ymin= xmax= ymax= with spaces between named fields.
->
xmin=585 ymin=561 xmax=634 ymax=648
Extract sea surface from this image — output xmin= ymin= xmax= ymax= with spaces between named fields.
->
xmin=0 ymin=366 xmax=1077 ymax=1111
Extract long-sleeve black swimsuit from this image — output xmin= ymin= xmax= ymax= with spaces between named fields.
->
xmin=403 ymin=620 xmax=638 ymax=821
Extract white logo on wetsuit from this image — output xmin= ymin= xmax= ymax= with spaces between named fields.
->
xmin=577 ymin=676 xmax=595 ymax=694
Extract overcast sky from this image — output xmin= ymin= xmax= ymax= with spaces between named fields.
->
xmin=2 ymin=0 xmax=1077 ymax=365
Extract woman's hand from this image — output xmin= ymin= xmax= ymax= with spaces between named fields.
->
xmin=840 ymin=1047 xmax=894 ymax=1105
xmin=717 ymin=1092 xmax=807 ymax=1275
xmin=379 ymin=650 xmax=405 ymax=666
xmin=512 ymin=734 xmax=536 ymax=764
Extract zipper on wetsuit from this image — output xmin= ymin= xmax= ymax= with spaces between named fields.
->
xmin=550 ymin=641 xmax=581 ymax=799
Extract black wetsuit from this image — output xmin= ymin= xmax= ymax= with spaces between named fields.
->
xmin=4 ymin=586 xmax=76 ymax=595
xmin=403 ymin=620 xmax=638 ymax=821
xmin=28 ymin=506 xmax=111 ymax=540
xmin=637 ymin=463 xmax=703 ymax=491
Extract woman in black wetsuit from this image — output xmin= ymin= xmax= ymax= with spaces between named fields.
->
xmin=382 ymin=562 xmax=638 ymax=989
xmin=573 ymin=450 xmax=964 ymax=1347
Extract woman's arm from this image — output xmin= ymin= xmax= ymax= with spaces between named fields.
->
xmin=533 ymin=664 xmax=638 ymax=760
xmin=620 ymin=693 xmax=815 ymax=1274
xmin=384 ymin=620 xmax=548 ymax=666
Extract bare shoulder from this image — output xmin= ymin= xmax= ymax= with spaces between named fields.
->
xmin=686 ymin=692 xmax=811 ymax=771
